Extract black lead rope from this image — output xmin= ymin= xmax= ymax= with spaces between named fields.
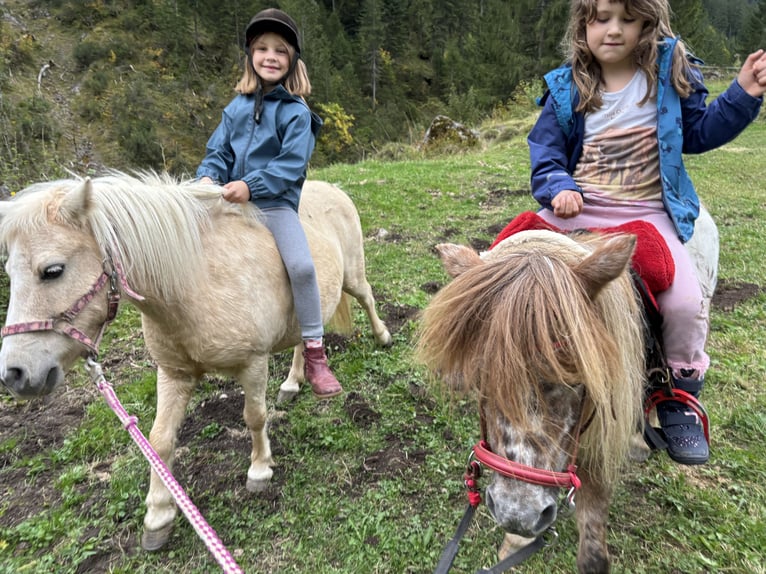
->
xmin=433 ymin=502 xmax=548 ymax=574
xmin=433 ymin=503 xmax=477 ymax=574
xmin=474 ymin=535 xmax=547 ymax=574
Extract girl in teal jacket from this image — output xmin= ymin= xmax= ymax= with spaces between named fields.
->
xmin=528 ymin=0 xmax=766 ymax=464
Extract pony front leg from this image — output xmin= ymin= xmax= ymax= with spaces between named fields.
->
xmin=142 ymin=366 xmax=197 ymax=551
xmin=575 ymin=472 xmax=612 ymax=574
xmin=241 ymin=354 xmax=274 ymax=491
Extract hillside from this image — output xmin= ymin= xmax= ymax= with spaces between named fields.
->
xmin=2 ymin=0 xmax=762 ymax=190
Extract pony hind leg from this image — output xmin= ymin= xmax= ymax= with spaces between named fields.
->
xmin=342 ymin=278 xmax=392 ymax=347
xmin=142 ymin=366 xmax=197 ymax=551
xmin=277 ymin=344 xmax=305 ymax=404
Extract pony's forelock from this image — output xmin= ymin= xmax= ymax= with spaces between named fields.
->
xmin=417 ymin=233 xmax=644 ymax=484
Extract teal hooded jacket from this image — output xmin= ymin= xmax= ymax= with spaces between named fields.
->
xmin=196 ymin=85 xmax=323 ymax=212
xmin=528 ymin=37 xmax=763 ymax=242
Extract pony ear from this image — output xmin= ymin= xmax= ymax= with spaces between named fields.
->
xmin=573 ymin=234 xmax=636 ymax=299
xmin=435 ymin=243 xmax=483 ymax=277
xmin=55 ymin=177 xmax=93 ymax=225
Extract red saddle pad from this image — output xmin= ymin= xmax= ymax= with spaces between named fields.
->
xmin=489 ymin=211 xmax=675 ymax=298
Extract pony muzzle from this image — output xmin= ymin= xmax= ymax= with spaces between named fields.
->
xmin=0 ymin=361 xmax=63 ymax=399
xmin=485 ymin=483 xmax=558 ymax=537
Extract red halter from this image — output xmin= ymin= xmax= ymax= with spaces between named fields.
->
xmin=463 ymin=397 xmax=595 ymax=508
xmin=471 ymin=439 xmax=582 ymax=490
xmin=1 ymin=253 xmax=143 ymax=356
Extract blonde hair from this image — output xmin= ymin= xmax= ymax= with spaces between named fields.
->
xmin=234 ymin=35 xmax=312 ymax=97
xmin=563 ymin=0 xmax=696 ymax=113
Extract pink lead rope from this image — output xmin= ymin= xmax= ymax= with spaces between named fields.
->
xmin=85 ymin=358 xmax=244 ymax=574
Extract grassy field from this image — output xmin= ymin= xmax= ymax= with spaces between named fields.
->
xmin=1 ymin=100 xmax=765 ymax=574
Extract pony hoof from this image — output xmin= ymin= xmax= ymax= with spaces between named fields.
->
xmin=141 ymin=523 xmax=174 ymax=552
xmin=277 ymin=382 xmax=300 ymax=404
xmin=246 ymin=477 xmax=271 ymax=493
xmin=377 ymin=331 xmax=393 ymax=347
xmin=629 ymin=433 xmax=651 ymax=463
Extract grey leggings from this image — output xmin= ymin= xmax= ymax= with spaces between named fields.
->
xmin=261 ymin=206 xmax=324 ymax=340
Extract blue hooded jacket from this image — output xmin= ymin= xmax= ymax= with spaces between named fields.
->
xmin=196 ymin=84 xmax=323 ymax=212
xmin=528 ymin=37 xmax=763 ymax=242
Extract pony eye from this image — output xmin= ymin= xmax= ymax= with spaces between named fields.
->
xmin=41 ymin=264 xmax=65 ymax=280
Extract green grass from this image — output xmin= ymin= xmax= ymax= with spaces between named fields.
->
xmin=1 ymin=108 xmax=765 ymax=573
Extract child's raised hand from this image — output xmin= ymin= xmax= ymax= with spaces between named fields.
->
xmin=552 ymin=189 xmax=583 ymax=219
xmin=738 ymin=49 xmax=766 ymax=98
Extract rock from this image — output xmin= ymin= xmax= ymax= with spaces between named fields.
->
xmin=421 ymin=114 xmax=479 ymax=151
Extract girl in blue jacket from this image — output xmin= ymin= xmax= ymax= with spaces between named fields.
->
xmin=197 ymin=9 xmax=342 ymax=399
xmin=528 ymin=0 xmax=766 ymax=464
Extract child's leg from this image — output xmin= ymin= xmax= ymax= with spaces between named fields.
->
xmin=651 ymin=221 xmax=710 ymax=464
xmin=262 ymin=207 xmax=323 ymax=339
xmin=537 ymin=205 xmax=710 ymax=463
xmin=262 ymin=207 xmax=342 ymax=398
xmin=654 ymin=234 xmax=710 ymax=375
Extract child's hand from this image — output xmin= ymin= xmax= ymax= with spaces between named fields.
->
xmin=221 ymin=180 xmax=250 ymax=203
xmin=738 ymin=49 xmax=766 ymax=98
xmin=552 ymin=189 xmax=583 ymax=218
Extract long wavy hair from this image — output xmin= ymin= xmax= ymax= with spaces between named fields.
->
xmin=235 ymin=34 xmax=312 ymax=97
xmin=564 ymin=0 xmax=696 ymax=113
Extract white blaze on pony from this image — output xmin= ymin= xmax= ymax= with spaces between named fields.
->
xmin=0 ymin=172 xmax=391 ymax=551
xmin=417 ymin=221 xmax=717 ymax=574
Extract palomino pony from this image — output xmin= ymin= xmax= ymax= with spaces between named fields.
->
xmin=0 ymin=172 xmax=391 ymax=551
xmin=417 ymin=213 xmax=717 ymax=573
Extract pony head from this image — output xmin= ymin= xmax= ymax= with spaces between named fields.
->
xmin=417 ymin=230 xmax=644 ymax=538
xmin=0 ymin=179 xmax=105 ymax=398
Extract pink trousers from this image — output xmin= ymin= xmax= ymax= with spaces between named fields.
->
xmin=537 ymin=203 xmax=710 ymax=377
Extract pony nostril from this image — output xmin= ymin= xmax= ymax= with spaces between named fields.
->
xmin=44 ymin=366 xmax=61 ymax=393
xmin=534 ymin=502 xmax=558 ymax=534
xmin=2 ymin=367 xmax=27 ymax=388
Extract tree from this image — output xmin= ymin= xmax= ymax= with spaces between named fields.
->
xmin=740 ymin=0 xmax=766 ymax=54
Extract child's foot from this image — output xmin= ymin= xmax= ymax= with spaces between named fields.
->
xmin=303 ymin=346 xmax=343 ymax=399
xmin=658 ymin=371 xmax=709 ymax=465
xmin=657 ymin=400 xmax=709 ymax=464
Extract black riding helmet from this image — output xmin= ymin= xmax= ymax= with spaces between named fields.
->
xmin=244 ymin=8 xmax=301 ymax=55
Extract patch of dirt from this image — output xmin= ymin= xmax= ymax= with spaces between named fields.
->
xmin=377 ymin=300 xmax=420 ymax=334
xmin=711 ymin=279 xmax=762 ymax=311
xmin=481 ymin=187 xmax=529 ymax=207
xmin=0 ymin=392 xmax=89 ymax=460
xmin=344 ymin=391 xmax=381 ymax=428
xmin=0 ymin=466 xmax=59 ymax=529
xmin=469 ymin=237 xmax=491 ymax=252
xmin=486 ymin=222 xmax=509 ymax=237
xmin=353 ymin=435 xmax=428 ymax=488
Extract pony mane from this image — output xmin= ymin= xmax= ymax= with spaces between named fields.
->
xmin=0 ymin=171 xmax=261 ymax=301
xmin=417 ymin=232 xmax=644 ymax=484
